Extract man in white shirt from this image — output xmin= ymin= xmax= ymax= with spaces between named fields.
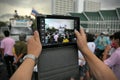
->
xmin=78 ymin=33 xmax=95 ymax=80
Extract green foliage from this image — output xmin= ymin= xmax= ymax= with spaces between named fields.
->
xmin=31 ymin=19 xmax=37 ymax=31
xmin=46 ymin=27 xmax=57 ymax=34
xmin=0 ymin=21 xmax=6 ymax=27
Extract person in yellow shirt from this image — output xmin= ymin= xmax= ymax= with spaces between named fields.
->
xmin=62 ymin=36 xmax=69 ymax=43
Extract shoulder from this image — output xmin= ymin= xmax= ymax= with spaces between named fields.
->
xmin=6 ymin=37 xmax=15 ymax=42
xmin=87 ymin=42 xmax=95 ymax=47
xmin=14 ymin=41 xmax=20 ymax=45
xmin=109 ymin=48 xmax=120 ymax=59
xmin=10 ymin=37 xmax=15 ymax=41
xmin=1 ymin=38 xmax=6 ymax=42
xmin=104 ymin=48 xmax=120 ymax=65
xmin=20 ymin=41 xmax=27 ymax=46
xmin=114 ymin=48 xmax=120 ymax=55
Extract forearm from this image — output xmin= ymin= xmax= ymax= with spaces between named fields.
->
xmin=102 ymin=51 xmax=108 ymax=61
xmin=82 ymin=48 xmax=117 ymax=80
xmin=17 ymin=54 xmax=24 ymax=61
xmin=10 ymin=58 xmax=35 ymax=80
xmin=10 ymin=31 xmax=41 ymax=80
xmin=102 ymin=45 xmax=110 ymax=61
xmin=13 ymin=53 xmax=17 ymax=59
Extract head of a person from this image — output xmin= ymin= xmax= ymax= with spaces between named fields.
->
xmin=3 ymin=30 xmax=10 ymax=37
xmin=19 ymin=33 xmax=26 ymax=41
xmin=100 ymin=32 xmax=105 ymax=37
xmin=113 ymin=31 xmax=120 ymax=48
xmin=110 ymin=35 xmax=114 ymax=41
xmin=86 ymin=33 xmax=95 ymax=42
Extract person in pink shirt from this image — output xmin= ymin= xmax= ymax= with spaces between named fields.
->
xmin=54 ymin=33 xmax=58 ymax=43
xmin=0 ymin=30 xmax=15 ymax=78
xmin=104 ymin=31 xmax=120 ymax=80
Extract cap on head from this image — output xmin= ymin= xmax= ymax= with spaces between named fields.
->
xmin=100 ymin=32 xmax=106 ymax=35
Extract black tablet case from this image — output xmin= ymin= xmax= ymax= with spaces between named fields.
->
xmin=37 ymin=45 xmax=79 ymax=80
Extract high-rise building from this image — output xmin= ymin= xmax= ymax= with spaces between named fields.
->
xmin=51 ymin=0 xmax=78 ymax=15
xmin=84 ymin=0 xmax=101 ymax=12
xmin=77 ymin=0 xmax=84 ymax=13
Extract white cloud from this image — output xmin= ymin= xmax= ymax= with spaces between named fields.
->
xmin=0 ymin=0 xmax=32 ymax=7
xmin=0 ymin=0 xmax=120 ymax=21
xmin=0 ymin=0 xmax=51 ymax=16
xmin=27 ymin=0 xmax=52 ymax=16
xmin=101 ymin=0 xmax=120 ymax=9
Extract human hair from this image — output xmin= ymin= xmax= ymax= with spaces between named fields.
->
xmin=86 ymin=33 xmax=95 ymax=42
xmin=3 ymin=30 xmax=10 ymax=37
xmin=113 ymin=31 xmax=120 ymax=45
xmin=109 ymin=35 xmax=114 ymax=40
xmin=19 ymin=33 xmax=26 ymax=41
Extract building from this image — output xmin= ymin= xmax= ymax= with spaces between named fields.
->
xmin=84 ymin=0 xmax=101 ymax=12
xmin=77 ymin=0 xmax=84 ymax=13
xmin=51 ymin=0 xmax=101 ymax=15
xmin=70 ymin=8 xmax=120 ymax=34
xmin=51 ymin=0 xmax=78 ymax=15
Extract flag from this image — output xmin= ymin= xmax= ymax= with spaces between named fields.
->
xmin=31 ymin=8 xmax=39 ymax=16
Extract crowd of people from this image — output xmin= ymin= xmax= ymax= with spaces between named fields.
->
xmin=0 ymin=30 xmax=27 ymax=78
xmin=0 ymin=28 xmax=120 ymax=80
xmin=78 ymin=30 xmax=120 ymax=80
xmin=45 ymin=31 xmax=75 ymax=44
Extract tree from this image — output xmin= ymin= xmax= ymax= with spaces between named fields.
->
xmin=51 ymin=27 xmax=56 ymax=32
xmin=31 ymin=19 xmax=36 ymax=31
xmin=0 ymin=21 xmax=6 ymax=27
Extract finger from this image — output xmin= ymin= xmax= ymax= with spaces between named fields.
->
xmin=27 ymin=36 xmax=34 ymax=44
xmin=74 ymin=29 xmax=81 ymax=39
xmin=34 ymin=31 xmax=40 ymax=41
xmin=80 ymin=28 xmax=85 ymax=36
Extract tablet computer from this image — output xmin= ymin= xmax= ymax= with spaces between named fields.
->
xmin=36 ymin=15 xmax=80 ymax=48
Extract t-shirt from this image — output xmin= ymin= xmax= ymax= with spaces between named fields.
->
xmin=78 ymin=42 xmax=96 ymax=66
xmin=63 ymin=38 xmax=69 ymax=43
xmin=87 ymin=42 xmax=96 ymax=53
xmin=54 ymin=34 xmax=58 ymax=42
xmin=104 ymin=48 xmax=120 ymax=80
xmin=95 ymin=36 xmax=110 ymax=50
xmin=14 ymin=41 xmax=27 ymax=56
xmin=1 ymin=37 xmax=15 ymax=56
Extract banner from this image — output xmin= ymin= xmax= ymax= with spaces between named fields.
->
xmin=10 ymin=19 xmax=33 ymax=27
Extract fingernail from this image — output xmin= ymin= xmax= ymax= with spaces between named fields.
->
xmin=74 ymin=29 xmax=77 ymax=32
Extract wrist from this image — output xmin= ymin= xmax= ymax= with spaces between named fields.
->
xmin=23 ymin=54 xmax=38 ymax=64
xmin=25 ymin=58 xmax=36 ymax=64
xmin=82 ymin=47 xmax=92 ymax=55
xmin=80 ymin=46 xmax=89 ymax=53
xmin=28 ymin=52 xmax=40 ymax=58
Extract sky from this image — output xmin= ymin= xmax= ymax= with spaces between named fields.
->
xmin=101 ymin=0 xmax=120 ymax=9
xmin=0 ymin=0 xmax=120 ymax=21
xmin=45 ymin=19 xmax=74 ymax=29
